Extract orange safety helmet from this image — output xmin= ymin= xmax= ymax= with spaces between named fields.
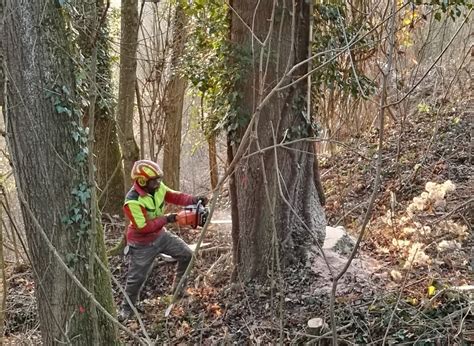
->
xmin=131 ymin=160 xmax=163 ymax=186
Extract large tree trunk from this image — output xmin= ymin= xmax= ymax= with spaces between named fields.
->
xmin=117 ymin=0 xmax=140 ymax=189
xmin=229 ymin=1 xmax=325 ymax=281
xmin=4 ymin=1 xmax=117 ymax=344
xmin=162 ymin=4 xmax=187 ymax=190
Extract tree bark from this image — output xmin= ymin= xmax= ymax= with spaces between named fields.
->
xmin=208 ymin=134 xmax=218 ymax=190
xmin=163 ymin=4 xmax=187 ymax=190
xmin=4 ymin=1 xmax=117 ymax=344
xmin=0 ymin=193 xmax=5 ymax=342
xmin=0 ymin=0 xmax=4 ymax=108
xmin=74 ymin=0 xmax=125 ymax=216
xmin=229 ymin=1 xmax=326 ymax=281
xmin=117 ymin=0 xmax=140 ymax=189
xmin=94 ymin=16 xmax=126 ymax=216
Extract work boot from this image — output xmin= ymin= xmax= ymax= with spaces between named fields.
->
xmin=117 ymin=306 xmax=132 ymax=322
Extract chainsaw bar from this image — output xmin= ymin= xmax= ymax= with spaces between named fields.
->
xmin=209 ymin=219 xmax=232 ymax=224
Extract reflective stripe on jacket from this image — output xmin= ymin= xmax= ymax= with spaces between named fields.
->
xmin=123 ymin=181 xmax=194 ymax=245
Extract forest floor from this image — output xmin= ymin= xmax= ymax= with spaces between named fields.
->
xmin=3 ymin=98 xmax=473 ymax=344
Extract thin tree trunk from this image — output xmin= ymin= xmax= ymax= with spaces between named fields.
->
xmin=0 ymin=193 xmax=6 ymax=342
xmin=1 ymin=190 xmax=21 ymax=266
xmin=0 ymin=0 xmax=4 ymax=108
xmin=163 ymin=4 xmax=187 ymax=190
xmin=136 ymin=82 xmax=145 ymax=158
xmin=117 ymin=0 xmax=140 ymax=189
xmin=4 ymin=1 xmax=118 ymax=343
xmin=208 ymin=134 xmax=219 ymax=190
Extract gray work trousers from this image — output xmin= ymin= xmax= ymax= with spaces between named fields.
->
xmin=121 ymin=230 xmax=192 ymax=310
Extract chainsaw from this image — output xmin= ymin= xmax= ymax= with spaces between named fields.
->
xmin=175 ymin=200 xmax=209 ymax=229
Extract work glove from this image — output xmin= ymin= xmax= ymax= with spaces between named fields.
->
xmin=166 ymin=213 xmax=178 ymax=223
xmin=194 ymin=196 xmax=208 ymax=207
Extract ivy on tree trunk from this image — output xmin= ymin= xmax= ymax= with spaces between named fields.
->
xmin=4 ymin=1 xmax=118 ymax=343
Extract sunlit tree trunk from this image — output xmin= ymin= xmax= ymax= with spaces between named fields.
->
xmin=4 ymin=1 xmax=117 ymax=343
xmin=229 ymin=1 xmax=326 ymax=281
xmin=208 ymin=134 xmax=218 ymax=190
xmin=163 ymin=3 xmax=187 ymax=190
xmin=117 ymin=0 xmax=140 ymax=189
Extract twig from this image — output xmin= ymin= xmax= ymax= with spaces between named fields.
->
xmin=225 ymin=0 xmax=263 ymax=45
xmin=430 ymin=198 xmax=473 ymax=225
xmin=205 ymin=253 xmax=226 ymax=278
xmin=443 ymin=305 xmax=473 ymax=322
xmin=242 ymin=137 xmax=370 ymax=162
xmin=334 ymin=201 xmax=368 ymax=226
xmin=257 ymin=120 xmax=285 ymax=343
xmin=98 ymin=154 xmax=124 ymax=203
xmin=199 ymin=246 xmax=231 ymax=254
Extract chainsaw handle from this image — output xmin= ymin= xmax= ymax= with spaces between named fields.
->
xmin=194 ymin=200 xmax=202 ymax=229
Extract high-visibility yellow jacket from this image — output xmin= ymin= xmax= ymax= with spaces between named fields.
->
xmin=123 ymin=181 xmax=194 ymax=245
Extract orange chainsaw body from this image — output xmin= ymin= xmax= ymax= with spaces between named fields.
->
xmin=176 ymin=209 xmax=199 ymax=228
xmin=176 ymin=202 xmax=208 ymax=229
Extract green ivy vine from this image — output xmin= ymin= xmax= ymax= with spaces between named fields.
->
xmin=181 ymin=0 xmax=251 ymax=144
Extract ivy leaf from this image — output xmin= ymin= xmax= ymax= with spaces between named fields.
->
xmin=61 ymin=215 xmax=72 ymax=225
xmin=62 ymin=85 xmax=70 ymax=95
xmin=55 ymin=104 xmax=72 ymax=117
xmin=434 ymin=12 xmax=442 ymax=21
xmin=72 ymin=131 xmax=80 ymax=142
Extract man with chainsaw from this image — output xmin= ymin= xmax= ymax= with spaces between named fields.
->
xmin=118 ymin=159 xmax=208 ymax=322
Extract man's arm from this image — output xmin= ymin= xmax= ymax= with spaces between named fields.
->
xmin=123 ymin=203 xmax=168 ymax=234
xmin=164 ymin=190 xmax=195 ymax=206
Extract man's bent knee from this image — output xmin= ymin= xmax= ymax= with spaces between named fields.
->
xmin=181 ymin=248 xmax=192 ymax=263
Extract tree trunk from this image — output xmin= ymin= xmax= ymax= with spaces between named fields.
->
xmin=0 ymin=0 xmax=4 ymax=108
xmin=94 ymin=14 xmax=126 ymax=216
xmin=229 ymin=1 xmax=326 ymax=281
xmin=208 ymin=134 xmax=219 ymax=190
xmin=4 ymin=1 xmax=117 ymax=344
xmin=74 ymin=0 xmax=125 ymax=216
xmin=95 ymin=113 xmax=126 ymax=215
xmin=117 ymin=0 xmax=140 ymax=189
xmin=0 ymin=194 xmax=6 ymax=342
xmin=163 ymin=4 xmax=187 ymax=190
